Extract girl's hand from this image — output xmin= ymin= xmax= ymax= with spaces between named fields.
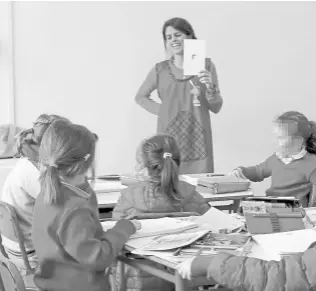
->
xmin=176 ymin=257 xmax=195 ymax=280
xmin=228 ymin=168 xmax=247 ymax=179
xmin=130 ymin=220 xmax=141 ymax=231
xmin=198 ymin=70 xmax=213 ymax=89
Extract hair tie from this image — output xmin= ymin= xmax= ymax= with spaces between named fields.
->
xmin=48 ymin=163 xmax=58 ymax=169
xmin=84 ymin=154 xmax=91 ymax=161
xmin=163 ymin=152 xmax=172 ymax=159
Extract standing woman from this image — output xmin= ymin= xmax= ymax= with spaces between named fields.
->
xmin=135 ymin=17 xmax=223 ymax=174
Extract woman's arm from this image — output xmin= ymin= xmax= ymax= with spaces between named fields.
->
xmin=205 ymin=61 xmax=223 ymax=114
xmin=135 ymin=66 xmax=160 ymax=115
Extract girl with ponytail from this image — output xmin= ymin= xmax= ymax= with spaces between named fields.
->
xmin=112 ymin=134 xmax=210 ymax=291
xmin=32 ymin=120 xmax=140 ymax=291
xmin=231 ymin=111 xmax=316 ymax=207
xmin=1 ymin=113 xmax=69 ymax=274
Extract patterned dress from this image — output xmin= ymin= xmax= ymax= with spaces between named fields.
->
xmin=135 ymin=58 xmax=223 ymax=174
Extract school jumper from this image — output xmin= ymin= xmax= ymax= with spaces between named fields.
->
xmin=112 ymin=180 xmax=210 ymax=291
xmin=135 ymin=58 xmax=223 ymax=174
xmin=32 ymin=182 xmax=135 ymax=291
xmin=239 ymin=150 xmax=316 ymax=207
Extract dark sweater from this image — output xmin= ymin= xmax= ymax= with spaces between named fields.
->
xmin=32 ymin=182 xmax=136 ymax=291
xmin=240 ymin=153 xmax=316 ymax=206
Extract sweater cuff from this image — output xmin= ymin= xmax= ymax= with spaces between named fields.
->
xmin=113 ymin=219 xmax=136 ymax=238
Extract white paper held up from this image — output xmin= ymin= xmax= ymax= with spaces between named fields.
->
xmin=183 ymin=39 xmax=206 ymax=76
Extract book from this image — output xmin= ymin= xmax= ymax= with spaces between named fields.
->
xmin=183 ymin=39 xmax=206 ymax=76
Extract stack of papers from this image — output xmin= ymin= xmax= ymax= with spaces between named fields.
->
xmin=101 ymin=217 xmax=198 ymax=239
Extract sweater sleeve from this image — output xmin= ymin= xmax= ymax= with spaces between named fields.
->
xmin=308 ymin=169 xmax=316 ymax=207
xmin=112 ymin=189 xmax=133 ymax=220
xmin=204 ymin=60 xmax=223 ymax=114
xmin=57 ymin=206 xmax=135 ymax=271
xmin=135 ymin=66 xmax=160 ymax=115
xmin=239 ymin=156 xmax=273 ymax=182
xmin=192 ymin=247 xmax=316 ymax=291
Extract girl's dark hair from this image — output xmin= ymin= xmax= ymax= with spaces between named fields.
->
xmin=162 ymin=17 xmax=197 ymax=43
xmin=141 ymin=134 xmax=181 ymax=204
xmin=276 ymin=111 xmax=316 ymax=154
xmin=39 ymin=120 xmax=98 ymax=204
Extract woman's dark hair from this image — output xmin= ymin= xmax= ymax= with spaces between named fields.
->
xmin=276 ymin=111 xmax=316 ymax=154
xmin=162 ymin=17 xmax=197 ymax=43
xmin=141 ymin=134 xmax=181 ymax=204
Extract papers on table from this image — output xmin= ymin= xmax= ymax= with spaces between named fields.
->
xmin=101 ymin=217 xmax=198 ymax=239
xmin=194 ymin=207 xmax=245 ymax=232
xmin=252 ymin=229 xmax=316 ymax=259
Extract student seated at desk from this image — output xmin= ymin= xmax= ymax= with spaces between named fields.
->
xmin=112 ymin=134 xmax=210 ymax=291
xmin=1 ymin=114 xmax=69 ymax=272
xmin=177 ymin=241 xmax=316 ymax=291
xmin=231 ymin=111 xmax=316 ymax=207
xmin=32 ymin=120 xmax=140 ymax=291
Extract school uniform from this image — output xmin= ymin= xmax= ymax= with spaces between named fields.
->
xmin=239 ymin=149 xmax=316 ymax=207
xmin=32 ymin=182 xmax=135 ymax=291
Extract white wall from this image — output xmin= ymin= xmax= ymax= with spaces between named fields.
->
xmin=5 ymin=1 xmax=316 ymax=194
xmin=0 ymin=1 xmax=14 ymax=125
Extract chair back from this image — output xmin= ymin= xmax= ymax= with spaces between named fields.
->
xmin=0 ymin=202 xmax=33 ymax=273
xmin=0 ymin=253 xmax=26 ymax=291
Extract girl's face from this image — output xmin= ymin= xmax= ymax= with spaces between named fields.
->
xmin=273 ymin=124 xmax=303 ymax=155
xmin=165 ymin=26 xmax=190 ymax=56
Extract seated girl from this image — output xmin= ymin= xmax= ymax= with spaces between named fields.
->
xmin=231 ymin=111 xmax=316 ymax=207
xmin=32 ymin=119 xmax=140 ymax=291
xmin=112 ymin=134 xmax=210 ymax=291
xmin=0 ymin=114 xmax=71 ymax=272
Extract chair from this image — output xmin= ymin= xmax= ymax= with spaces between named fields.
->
xmin=0 ymin=201 xmax=34 ymax=274
xmin=0 ymin=253 xmax=37 ymax=291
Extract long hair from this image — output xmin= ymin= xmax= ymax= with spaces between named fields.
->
xmin=276 ymin=111 xmax=316 ymax=154
xmin=141 ymin=134 xmax=181 ymax=204
xmin=39 ymin=120 xmax=98 ymax=204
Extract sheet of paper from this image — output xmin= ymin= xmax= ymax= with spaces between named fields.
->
xmin=252 ymin=229 xmax=316 ymax=255
xmin=101 ymin=217 xmax=198 ymax=239
xmin=183 ymin=39 xmax=206 ymax=76
xmin=194 ymin=207 xmax=244 ymax=232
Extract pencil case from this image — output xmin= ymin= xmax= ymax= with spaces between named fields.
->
xmin=197 ymin=176 xmax=251 ymax=194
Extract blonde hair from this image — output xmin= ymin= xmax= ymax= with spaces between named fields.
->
xmin=39 ymin=120 xmax=98 ymax=204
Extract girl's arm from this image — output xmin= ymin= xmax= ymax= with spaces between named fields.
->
xmin=135 ymin=66 xmax=160 ymax=115
xmin=58 ymin=206 xmax=136 ymax=271
xmin=205 ymin=60 xmax=223 ymax=114
xmin=189 ymin=245 xmax=316 ymax=290
xmin=238 ymin=155 xmax=274 ymax=182
xmin=112 ymin=189 xmax=135 ymax=220
xmin=308 ymin=169 xmax=316 ymax=207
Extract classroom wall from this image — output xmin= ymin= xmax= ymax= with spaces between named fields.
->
xmin=2 ymin=1 xmax=316 ymax=195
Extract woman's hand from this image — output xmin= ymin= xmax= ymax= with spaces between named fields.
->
xmin=198 ymin=70 xmax=213 ymax=89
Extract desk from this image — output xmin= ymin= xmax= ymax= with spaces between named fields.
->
xmin=117 ymin=245 xmax=216 ymax=291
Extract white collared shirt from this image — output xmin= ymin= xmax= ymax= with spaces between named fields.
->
xmin=275 ymin=148 xmax=307 ymax=165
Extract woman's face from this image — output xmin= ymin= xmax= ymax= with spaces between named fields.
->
xmin=165 ymin=26 xmax=190 ymax=56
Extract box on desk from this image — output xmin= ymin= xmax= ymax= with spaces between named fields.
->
xmin=242 ymin=196 xmax=305 ymax=234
